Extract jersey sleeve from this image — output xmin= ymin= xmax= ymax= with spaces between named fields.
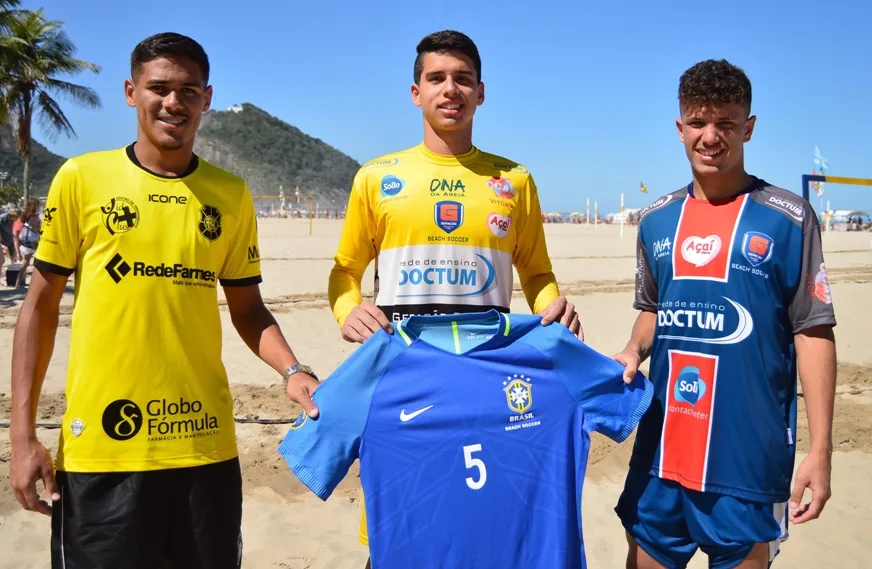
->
xmin=277 ymin=330 xmax=406 ymax=500
xmin=787 ymin=204 xmax=837 ymax=332
xmin=529 ymin=325 xmax=654 ymax=442
xmin=328 ymin=173 xmax=377 ymax=327
xmin=633 ymin=221 xmax=658 ymax=312
xmin=512 ymin=175 xmax=560 ymax=314
xmin=33 ymin=159 xmax=81 ymax=276
xmin=219 ymin=184 xmax=262 ymax=287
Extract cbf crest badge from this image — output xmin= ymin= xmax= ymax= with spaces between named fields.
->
xmin=503 ymin=374 xmax=533 ymax=413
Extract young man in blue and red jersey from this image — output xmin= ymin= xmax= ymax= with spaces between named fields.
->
xmin=612 ymin=59 xmax=837 ymax=569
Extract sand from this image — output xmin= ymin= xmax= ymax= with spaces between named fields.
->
xmin=1 ymin=219 xmax=870 ymax=568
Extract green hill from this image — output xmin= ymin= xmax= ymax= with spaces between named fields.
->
xmin=194 ymin=103 xmax=359 ymax=209
xmin=0 ymin=103 xmax=360 ymax=208
xmin=0 ymin=123 xmax=67 ymax=197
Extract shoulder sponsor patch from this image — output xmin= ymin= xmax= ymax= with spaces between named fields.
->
xmin=639 ymin=194 xmax=674 ymax=219
xmin=813 ymin=263 xmax=832 ymax=304
xmin=764 ymin=194 xmax=804 ymax=222
xmin=362 ymin=157 xmax=400 ymax=170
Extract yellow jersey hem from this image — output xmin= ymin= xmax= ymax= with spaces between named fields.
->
xmin=57 ymin=447 xmax=239 ymax=473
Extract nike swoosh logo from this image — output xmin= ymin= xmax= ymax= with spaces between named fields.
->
xmin=400 ymin=405 xmax=434 ymax=422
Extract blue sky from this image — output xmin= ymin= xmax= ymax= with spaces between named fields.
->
xmin=25 ymin=0 xmax=872 ymax=214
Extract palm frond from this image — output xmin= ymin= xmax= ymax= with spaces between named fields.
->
xmin=0 ymin=5 xmax=101 ymax=193
xmin=44 ymin=78 xmax=101 ymax=108
xmin=35 ymin=89 xmax=74 ymax=141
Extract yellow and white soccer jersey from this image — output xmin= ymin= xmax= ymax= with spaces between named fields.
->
xmin=329 ymin=143 xmax=559 ymax=326
xmin=34 ymin=144 xmax=261 ymax=473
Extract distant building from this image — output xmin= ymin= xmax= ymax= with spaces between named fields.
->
xmin=227 ymin=104 xmax=243 ymax=113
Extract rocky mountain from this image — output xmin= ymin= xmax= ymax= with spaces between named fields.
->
xmin=0 ymin=124 xmax=67 ymax=197
xmin=193 ymin=103 xmax=359 ymax=208
xmin=0 ymin=103 xmax=360 ymax=207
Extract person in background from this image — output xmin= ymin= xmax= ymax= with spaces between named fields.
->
xmin=0 ymin=206 xmax=21 ymax=284
xmin=13 ymin=198 xmax=41 ymax=288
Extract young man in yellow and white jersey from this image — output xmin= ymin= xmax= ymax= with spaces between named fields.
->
xmin=8 ymin=33 xmax=320 ymax=569
xmin=327 ymin=29 xmax=584 ymax=563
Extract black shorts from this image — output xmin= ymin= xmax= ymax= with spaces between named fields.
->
xmin=51 ymin=457 xmax=243 ymax=569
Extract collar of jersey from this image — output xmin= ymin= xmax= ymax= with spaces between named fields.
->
xmin=126 ymin=143 xmax=200 ymax=180
xmin=416 ymin=142 xmax=482 ymax=166
xmin=393 ymin=309 xmax=512 ymax=355
xmin=686 ymin=176 xmax=765 ymax=202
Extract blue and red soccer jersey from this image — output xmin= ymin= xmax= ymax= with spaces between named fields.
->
xmin=278 ymin=310 xmax=652 ymax=569
xmin=630 ymin=178 xmax=837 ymax=503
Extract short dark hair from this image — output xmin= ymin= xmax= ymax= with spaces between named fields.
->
xmin=131 ymin=32 xmax=210 ymax=85
xmin=414 ymin=30 xmax=482 ymax=84
xmin=678 ymin=59 xmax=752 ymax=115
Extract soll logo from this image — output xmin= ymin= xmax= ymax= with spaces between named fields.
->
xmin=674 ymin=366 xmax=707 ymax=406
xmin=435 ymin=201 xmax=463 ymax=234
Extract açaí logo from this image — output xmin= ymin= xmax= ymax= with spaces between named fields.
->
xmin=681 ymin=235 xmax=721 ymax=267
xmin=487 ymin=213 xmax=511 ymax=238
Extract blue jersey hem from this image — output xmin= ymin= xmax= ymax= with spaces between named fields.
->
xmin=276 ymin=444 xmax=331 ymax=501
xmin=643 ymin=467 xmax=791 ymax=504
xmin=617 ymin=379 xmax=655 ymax=443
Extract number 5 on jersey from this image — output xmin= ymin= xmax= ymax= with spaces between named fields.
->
xmin=464 ymin=444 xmax=487 ymax=490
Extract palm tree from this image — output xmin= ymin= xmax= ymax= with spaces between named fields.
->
xmin=0 ymin=0 xmax=24 ymax=128
xmin=3 ymin=8 xmax=100 ymax=200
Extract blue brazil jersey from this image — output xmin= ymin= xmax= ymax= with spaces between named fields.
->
xmin=630 ymin=178 xmax=837 ymax=504
xmin=278 ymin=310 xmax=653 ymax=569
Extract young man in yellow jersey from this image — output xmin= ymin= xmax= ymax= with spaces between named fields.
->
xmin=326 ymin=30 xmax=583 ymax=565
xmin=8 ymin=33 xmax=320 ymax=569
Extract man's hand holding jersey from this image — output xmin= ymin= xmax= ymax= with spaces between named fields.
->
xmin=224 ymin=285 xmax=321 ymax=418
xmin=340 ymin=300 xmax=393 ymax=343
xmin=539 ymin=296 xmax=584 ymax=341
xmin=342 ymin=296 xmax=584 ymax=345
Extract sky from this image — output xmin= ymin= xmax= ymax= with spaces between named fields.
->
xmin=21 ymin=0 xmax=872 ymax=215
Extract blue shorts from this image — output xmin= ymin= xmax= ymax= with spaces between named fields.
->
xmin=615 ymin=469 xmax=788 ymax=569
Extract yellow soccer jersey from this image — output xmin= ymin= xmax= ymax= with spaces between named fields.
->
xmin=34 ymin=145 xmax=262 ymax=473
xmin=329 ymin=143 xmax=559 ymax=326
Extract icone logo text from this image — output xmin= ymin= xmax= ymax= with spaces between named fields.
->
xmin=148 ymin=194 xmax=188 ymax=204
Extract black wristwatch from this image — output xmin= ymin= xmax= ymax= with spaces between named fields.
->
xmin=282 ymin=363 xmax=318 ymax=384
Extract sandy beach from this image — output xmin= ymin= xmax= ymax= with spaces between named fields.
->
xmin=1 ymin=219 xmax=870 ymax=568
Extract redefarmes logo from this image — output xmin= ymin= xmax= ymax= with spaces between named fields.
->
xmin=105 ymin=253 xmax=216 ymax=288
